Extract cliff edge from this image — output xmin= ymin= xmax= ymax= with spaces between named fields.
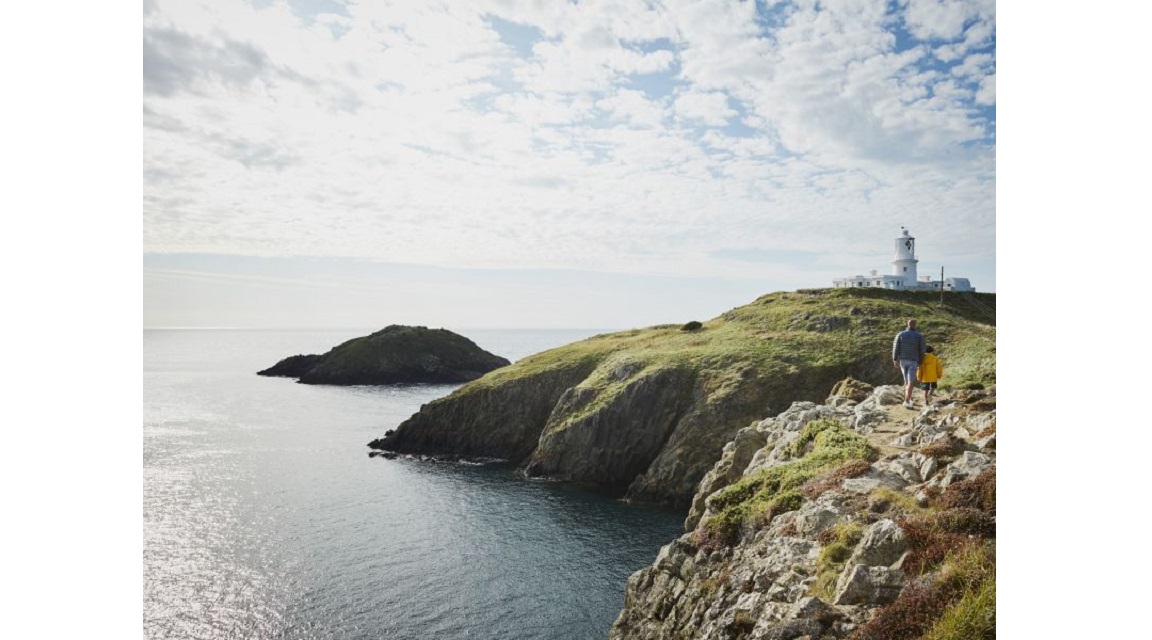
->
xmin=610 ymin=382 xmax=996 ymax=639
xmin=370 ymin=289 xmax=996 ymax=507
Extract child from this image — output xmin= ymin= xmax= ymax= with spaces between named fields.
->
xmin=918 ymin=345 xmax=943 ymax=404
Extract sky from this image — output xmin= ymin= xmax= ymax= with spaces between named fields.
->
xmin=143 ymin=0 xmax=996 ymax=329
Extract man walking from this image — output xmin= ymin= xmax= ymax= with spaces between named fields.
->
xmin=892 ymin=319 xmax=926 ymax=409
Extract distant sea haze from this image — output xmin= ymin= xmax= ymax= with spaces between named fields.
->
xmin=144 ymin=328 xmax=681 ymax=639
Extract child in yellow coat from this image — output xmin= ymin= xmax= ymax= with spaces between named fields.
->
xmin=918 ymin=345 xmax=943 ymax=404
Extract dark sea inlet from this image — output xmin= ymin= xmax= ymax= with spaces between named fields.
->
xmin=144 ymin=329 xmax=683 ymax=639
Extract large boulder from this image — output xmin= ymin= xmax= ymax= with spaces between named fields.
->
xmin=257 ymin=325 xmax=510 ymax=385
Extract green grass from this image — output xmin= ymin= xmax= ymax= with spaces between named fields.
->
xmin=695 ymin=419 xmax=877 ymax=552
xmin=921 ymin=573 xmax=995 ymax=640
xmin=848 ymin=471 xmax=999 ymax=637
xmin=935 ymin=331 xmax=997 ymax=390
xmin=453 ymin=288 xmax=996 ymax=400
xmin=868 ymin=486 xmax=930 ymax=517
xmin=809 ymin=520 xmax=866 ymax=600
xmin=847 ymin=543 xmax=995 ymax=640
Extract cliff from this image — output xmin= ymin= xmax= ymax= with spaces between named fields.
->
xmin=369 ymin=289 xmax=996 ymax=507
xmin=257 ymin=325 xmax=510 ymax=385
xmin=610 ymin=383 xmax=996 ymax=639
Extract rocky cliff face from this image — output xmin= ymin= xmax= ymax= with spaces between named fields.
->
xmin=371 ymin=349 xmax=887 ymax=507
xmin=610 ymin=384 xmax=996 ymax=640
xmin=369 ymin=289 xmax=996 ymax=508
xmin=258 ymin=325 xmax=511 ymax=385
xmin=369 ymin=359 xmax=597 ymax=461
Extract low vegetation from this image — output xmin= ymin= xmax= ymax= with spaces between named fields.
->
xmin=800 ymin=459 xmax=874 ymax=500
xmin=810 ymin=520 xmax=867 ymax=600
xmin=846 ymin=467 xmax=997 ymax=639
xmin=694 ymin=419 xmax=877 ymax=552
xmin=457 ymin=288 xmax=995 ymax=400
xmin=847 ymin=543 xmax=995 ymax=640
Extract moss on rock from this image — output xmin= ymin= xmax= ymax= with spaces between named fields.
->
xmin=695 ymin=419 xmax=877 ymax=551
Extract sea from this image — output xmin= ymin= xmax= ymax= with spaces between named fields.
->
xmin=143 ymin=329 xmax=684 ymax=640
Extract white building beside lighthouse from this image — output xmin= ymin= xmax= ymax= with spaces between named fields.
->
xmin=832 ymin=227 xmax=975 ymax=292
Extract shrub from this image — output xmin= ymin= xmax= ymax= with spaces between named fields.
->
xmin=694 ymin=506 xmax=747 ymax=553
xmin=681 ymin=320 xmax=703 ymax=331
xmin=898 ymin=508 xmax=994 ymax=575
xmin=920 ymin=435 xmax=967 ymax=459
xmin=800 ymin=459 xmax=873 ymax=500
xmin=787 ymin=419 xmax=876 ymax=463
xmin=920 ymin=574 xmax=996 ymax=640
xmin=847 ymin=576 xmax=948 ymax=640
xmin=847 ymin=543 xmax=994 ymax=640
xmin=934 ymin=467 xmax=996 ymax=516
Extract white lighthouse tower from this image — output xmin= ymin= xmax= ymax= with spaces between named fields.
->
xmin=892 ymin=227 xmax=918 ymax=288
xmin=831 ymin=227 xmax=975 ymax=291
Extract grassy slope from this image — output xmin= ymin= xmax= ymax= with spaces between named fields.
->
xmin=462 ymin=288 xmax=995 ymax=399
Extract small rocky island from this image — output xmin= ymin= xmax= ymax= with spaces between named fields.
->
xmin=257 ymin=325 xmax=510 ymax=385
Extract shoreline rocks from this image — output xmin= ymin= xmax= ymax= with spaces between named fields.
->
xmin=609 ymin=384 xmax=997 ymax=639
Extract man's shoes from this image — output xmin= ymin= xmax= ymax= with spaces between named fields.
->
xmin=903 ymin=401 xmax=915 ymax=409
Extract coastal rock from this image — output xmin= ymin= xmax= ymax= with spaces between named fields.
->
xmin=845 ymin=519 xmax=907 ymax=568
xmin=611 ymin=377 xmax=997 ymax=640
xmin=525 ymin=366 xmax=696 ymax=489
xmin=257 ymin=325 xmax=510 ymax=385
xmin=928 ymin=451 xmax=994 ymax=489
xmin=257 ymin=353 xmax=322 ymax=378
xmin=832 ymin=565 xmax=905 ymax=606
xmin=827 ymin=377 xmax=873 ymax=403
xmin=369 ymin=359 xmax=596 ymax=461
xmin=686 ymin=426 xmax=770 ymax=530
xmin=371 ymin=289 xmax=996 ymax=507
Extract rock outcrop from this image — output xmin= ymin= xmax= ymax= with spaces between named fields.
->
xmin=610 ymin=384 xmax=997 ymax=639
xmin=370 ymin=289 xmax=996 ymax=507
xmin=257 ymin=325 xmax=510 ymax=385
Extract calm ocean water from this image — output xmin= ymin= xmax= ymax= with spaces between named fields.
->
xmin=143 ymin=329 xmax=683 ymax=640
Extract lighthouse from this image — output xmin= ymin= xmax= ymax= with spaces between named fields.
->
xmin=892 ymin=227 xmax=918 ymax=288
xmin=831 ymin=227 xmax=975 ymax=291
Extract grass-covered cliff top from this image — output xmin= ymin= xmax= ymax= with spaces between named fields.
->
xmin=260 ymin=324 xmax=511 ymax=385
xmin=320 ymin=324 xmax=509 ymax=371
xmin=466 ymin=288 xmax=996 ymax=396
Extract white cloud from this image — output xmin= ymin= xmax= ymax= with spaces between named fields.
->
xmin=673 ymin=91 xmax=736 ymax=126
xmin=144 ymin=0 xmax=995 ymax=292
xmin=596 ymin=89 xmax=668 ymax=128
xmin=902 ymin=0 xmax=995 ymax=41
xmin=975 ymin=73 xmax=995 ymax=105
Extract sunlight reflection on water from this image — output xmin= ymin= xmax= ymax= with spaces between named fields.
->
xmin=144 ymin=330 xmax=683 ymax=640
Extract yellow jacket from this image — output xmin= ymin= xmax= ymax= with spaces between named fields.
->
xmin=918 ymin=353 xmax=942 ymax=383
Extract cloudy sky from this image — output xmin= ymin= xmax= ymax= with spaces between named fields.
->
xmin=143 ymin=0 xmax=996 ymax=329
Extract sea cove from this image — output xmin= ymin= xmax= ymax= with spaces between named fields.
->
xmin=144 ymin=328 xmax=683 ymax=639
